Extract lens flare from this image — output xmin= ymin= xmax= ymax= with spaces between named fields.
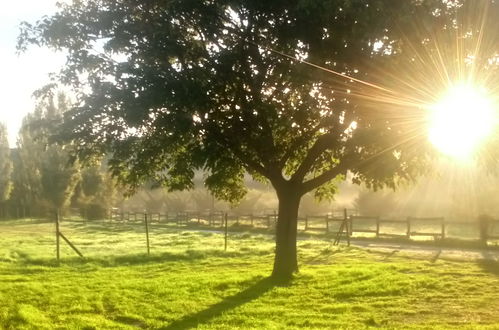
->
xmin=428 ymin=84 xmax=495 ymax=160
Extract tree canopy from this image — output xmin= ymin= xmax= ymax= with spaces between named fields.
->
xmin=19 ymin=0 xmax=499 ymax=277
xmin=9 ymin=92 xmax=117 ymax=218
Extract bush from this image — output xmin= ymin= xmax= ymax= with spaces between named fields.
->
xmin=83 ymin=203 xmax=108 ymax=220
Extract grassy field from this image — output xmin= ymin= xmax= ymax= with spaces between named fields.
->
xmin=1 ymin=219 xmax=499 ymax=329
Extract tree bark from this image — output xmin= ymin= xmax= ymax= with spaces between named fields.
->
xmin=272 ymin=188 xmax=302 ymax=279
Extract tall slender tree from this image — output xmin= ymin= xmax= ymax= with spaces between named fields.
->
xmin=11 ymin=93 xmax=80 ymax=215
xmin=0 ymin=123 xmax=12 ymax=218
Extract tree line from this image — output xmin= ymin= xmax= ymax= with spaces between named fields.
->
xmin=0 ymin=92 xmax=117 ymax=220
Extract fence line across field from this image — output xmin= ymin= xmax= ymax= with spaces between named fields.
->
xmin=58 ymin=209 xmax=499 ymax=260
xmin=106 ymin=209 xmax=499 ymax=241
xmin=3 ymin=208 xmax=499 ymax=261
xmin=5 ymin=209 xmax=498 ymax=242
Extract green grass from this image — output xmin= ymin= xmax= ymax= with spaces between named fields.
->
xmin=0 ymin=219 xmax=499 ymax=329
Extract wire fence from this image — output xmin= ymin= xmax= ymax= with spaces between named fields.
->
xmin=106 ymin=209 xmax=499 ymax=241
xmin=1 ymin=209 xmax=499 ymax=262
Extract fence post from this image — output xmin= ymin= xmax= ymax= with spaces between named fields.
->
xmin=479 ymin=215 xmax=489 ymax=246
xmin=144 ymin=213 xmax=150 ymax=255
xmin=441 ymin=220 xmax=446 ymax=240
xmin=224 ymin=213 xmax=228 ymax=251
xmin=376 ymin=218 xmax=380 ymax=238
xmin=56 ymin=210 xmax=60 ymax=261
xmin=305 ymin=216 xmax=308 ymax=231
xmin=344 ymin=208 xmax=350 ymax=246
xmin=407 ymin=217 xmax=411 ymax=238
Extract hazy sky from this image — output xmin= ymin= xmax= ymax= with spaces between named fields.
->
xmin=0 ymin=1 xmax=66 ymax=147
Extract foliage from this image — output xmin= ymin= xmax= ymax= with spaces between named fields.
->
xmin=10 ymin=115 xmax=44 ymax=214
xmin=10 ymin=93 xmax=81 ymax=214
xmin=17 ymin=0 xmax=456 ymax=198
xmin=0 ymin=123 xmax=12 ymax=204
xmin=354 ymin=189 xmax=397 ymax=217
xmin=73 ymin=161 xmax=118 ymax=219
xmin=34 ymin=94 xmax=81 ymax=210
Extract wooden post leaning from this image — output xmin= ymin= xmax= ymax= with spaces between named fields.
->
xmin=55 ymin=209 xmax=84 ymax=260
xmin=224 ymin=213 xmax=228 ymax=251
xmin=56 ymin=210 xmax=60 ymax=261
xmin=333 ymin=208 xmax=350 ymax=246
xmin=144 ymin=213 xmax=150 ymax=255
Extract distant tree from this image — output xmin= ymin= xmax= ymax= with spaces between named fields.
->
xmin=11 ymin=93 xmax=80 ymax=215
xmin=163 ymin=192 xmax=191 ymax=214
xmin=229 ymin=189 xmax=264 ymax=215
xmin=20 ymin=0 xmax=495 ymax=278
xmin=0 ymin=124 xmax=12 ymax=217
xmin=73 ymin=160 xmax=117 ymax=219
xmin=354 ymin=189 xmax=397 ymax=217
xmin=140 ymin=188 xmax=168 ymax=213
xmin=10 ymin=115 xmax=44 ymax=216
xmin=38 ymin=94 xmax=81 ymax=211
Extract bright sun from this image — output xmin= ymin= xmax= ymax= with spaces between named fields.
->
xmin=428 ymin=84 xmax=496 ymax=160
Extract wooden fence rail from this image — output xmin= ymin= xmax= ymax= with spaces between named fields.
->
xmin=106 ymin=209 xmax=499 ymax=244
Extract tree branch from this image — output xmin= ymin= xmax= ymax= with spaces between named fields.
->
xmin=300 ymin=160 xmax=349 ymax=194
xmin=290 ymin=133 xmax=337 ymax=183
xmin=278 ymin=117 xmax=334 ymax=169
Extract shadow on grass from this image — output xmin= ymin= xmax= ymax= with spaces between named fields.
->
xmin=303 ymin=247 xmax=341 ymax=265
xmin=381 ymin=250 xmax=398 ymax=261
xmin=62 ymin=219 xmax=277 ymax=238
xmin=477 ymin=259 xmax=499 ymax=276
xmin=18 ymin=248 xmax=272 ymax=269
xmin=430 ymin=250 xmax=442 ymax=263
xmin=161 ymin=276 xmax=285 ymax=330
xmin=63 ymin=220 xmax=152 ymax=235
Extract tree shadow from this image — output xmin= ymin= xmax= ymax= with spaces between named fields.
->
xmin=17 ymin=248 xmax=269 ymax=269
xmin=430 ymin=250 xmax=442 ymax=263
xmin=381 ymin=250 xmax=399 ymax=261
xmin=477 ymin=254 xmax=499 ymax=276
xmin=161 ymin=276 xmax=285 ymax=330
xmin=304 ymin=247 xmax=341 ymax=265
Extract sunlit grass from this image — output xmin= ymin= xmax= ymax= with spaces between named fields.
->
xmin=0 ymin=219 xmax=498 ymax=329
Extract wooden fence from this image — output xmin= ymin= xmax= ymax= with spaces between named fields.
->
xmin=109 ymin=210 xmax=278 ymax=228
xmin=106 ymin=209 xmax=499 ymax=244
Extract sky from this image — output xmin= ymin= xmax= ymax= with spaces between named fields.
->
xmin=0 ymin=0 xmax=67 ymax=147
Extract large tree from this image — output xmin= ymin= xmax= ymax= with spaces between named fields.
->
xmin=19 ymin=0 xmax=498 ymax=278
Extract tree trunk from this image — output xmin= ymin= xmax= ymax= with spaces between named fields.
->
xmin=272 ymin=189 xmax=301 ymax=279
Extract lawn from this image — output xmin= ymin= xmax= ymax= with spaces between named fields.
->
xmin=0 ymin=219 xmax=498 ymax=329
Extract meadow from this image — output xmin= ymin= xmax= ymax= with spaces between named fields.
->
xmin=0 ymin=219 xmax=499 ymax=329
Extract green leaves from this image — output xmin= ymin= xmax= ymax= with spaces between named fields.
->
xmin=17 ymin=0 xmax=477 ymax=202
xmin=0 ymin=124 xmax=13 ymax=203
